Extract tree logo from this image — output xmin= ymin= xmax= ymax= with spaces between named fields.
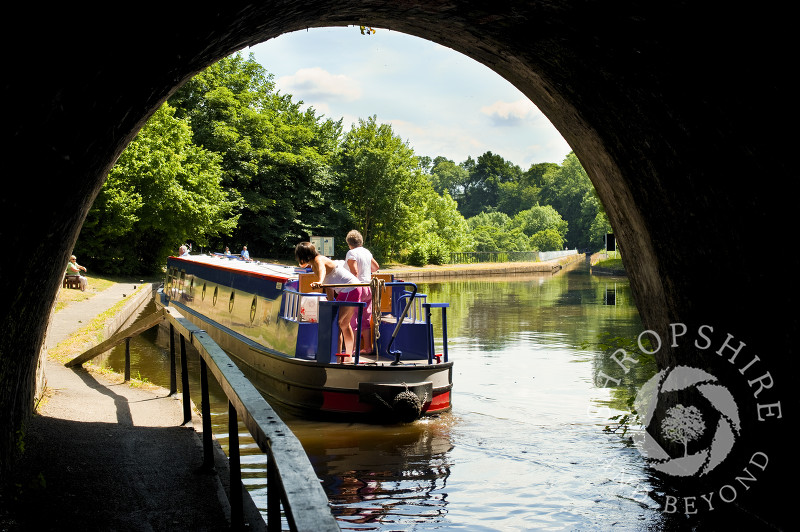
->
xmin=633 ymin=365 xmax=741 ymax=477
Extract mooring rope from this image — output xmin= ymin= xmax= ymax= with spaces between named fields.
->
xmin=371 ymin=277 xmax=384 ymax=350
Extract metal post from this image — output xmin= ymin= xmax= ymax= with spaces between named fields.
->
xmin=229 ymin=401 xmax=244 ymax=529
xmin=267 ymin=455 xmax=281 ymax=531
xmin=124 ymin=337 xmax=131 ymax=381
xmin=441 ymin=307 xmax=449 ymax=363
xmin=200 ymin=357 xmax=214 ymax=471
xmin=169 ymin=323 xmax=176 ymax=395
xmin=353 ymin=302 xmax=363 ymax=364
xmin=180 ymin=334 xmax=191 ymax=425
xmin=424 ymin=304 xmax=433 ymax=364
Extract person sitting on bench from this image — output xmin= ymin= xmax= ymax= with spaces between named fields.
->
xmin=65 ymin=255 xmax=88 ymax=291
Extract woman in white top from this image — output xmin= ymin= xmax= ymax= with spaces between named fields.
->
xmin=295 ymin=241 xmax=363 ymax=356
xmin=345 ymin=230 xmax=380 ymax=353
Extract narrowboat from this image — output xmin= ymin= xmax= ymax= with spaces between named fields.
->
xmin=157 ymin=253 xmax=452 ymax=422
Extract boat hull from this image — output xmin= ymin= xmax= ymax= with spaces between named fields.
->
xmin=158 ymin=255 xmax=452 ymax=422
xmin=160 ymin=294 xmax=452 ymax=421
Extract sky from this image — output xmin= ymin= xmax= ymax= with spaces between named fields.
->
xmin=246 ymin=26 xmax=572 ymax=169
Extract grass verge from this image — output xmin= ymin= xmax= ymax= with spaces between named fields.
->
xmin=48 ymin=281 xmax=159 ymax=392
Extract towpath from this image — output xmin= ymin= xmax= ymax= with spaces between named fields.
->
xmin=5 ymin=282 xmax=236 ymax=531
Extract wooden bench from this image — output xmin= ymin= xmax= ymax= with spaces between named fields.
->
xmin=63 ymin=275 xmax=81 ymax=289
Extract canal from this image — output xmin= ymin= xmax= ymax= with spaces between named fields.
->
xmin=98 ymin=260 xmax=668 ymax=530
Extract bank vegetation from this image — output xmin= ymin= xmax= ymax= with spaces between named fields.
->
xmin=75 ymin=53 xmax=611 ymax=275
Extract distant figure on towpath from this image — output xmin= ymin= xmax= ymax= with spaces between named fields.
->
xmin=66 ymin=254 xmax=88 ymax=291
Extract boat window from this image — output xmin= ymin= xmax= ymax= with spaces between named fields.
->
xmin=201 ymin=283 xmax=206 ymax=301
xmin=229 ymin=290 xmax=236 ymax=313
xmin=250 ymin=296 xmax=257 ymax=323
xmin=213 ymin=286 xmax=218 ymax=306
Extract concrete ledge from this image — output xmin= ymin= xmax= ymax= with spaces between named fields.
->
xmin=590 ymin=266 xmax=627 ymax=276
xmin=385 ymin=253 xmax=586 ymax=279
xmin=102 ymin=282 xmax=159 ymax=338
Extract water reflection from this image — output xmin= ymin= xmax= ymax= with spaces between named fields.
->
xmin=98 ymin=262 xmax=673 ymax=530
xmin=293 ymin=419 xmax=454 ymax=528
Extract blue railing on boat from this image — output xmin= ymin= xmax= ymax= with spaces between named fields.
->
xmin=283 ymin=283 xmax=449 ymax=366
xmin=281 ymin=288 xmax=327 ymax=322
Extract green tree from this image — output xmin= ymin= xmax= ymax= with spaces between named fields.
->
xmin=497 ymin=179 xmax=540 ymax=216
xmin=496 ymin=161 xmax=558 ymax=216
xmin=530 ymin=228 xmax=565 ymax=251
xmin=76 ymin=104 xmax=237 ymax=274
xmin=510 ymin=205 xmax=568 ymax=239
xmin=525 ymin=162 xmax=560 ymax=189
xmin=589 ymin=208 xmax=613 ymax=250
xmin=409 ymin=190 xmax=474 ymax=264
xmin=169 ymin=52 xmax=343 ymax=257
xmin=460 ymin=151 xmax=522 ymax=218
xmin=428 ymin=156 xmax=469 ymax=202
xmin=467 ymin=211 xmax=529 ymax=252
xmin=538 ymin=152 xmax=598 ymax=250
xmin=336 ymin=116 xmax=427 ymax=260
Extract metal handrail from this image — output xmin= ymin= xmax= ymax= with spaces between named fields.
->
xmin=282 ymin=288 xmax=327 ymax=321
xmin=164 ymin=306 xmax=339 ymax=531
xmin=395 ymin=292 xmax=427 ymax=323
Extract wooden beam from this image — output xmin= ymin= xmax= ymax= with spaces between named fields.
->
xmin=65 ymin=308 xmax=167 ymax=367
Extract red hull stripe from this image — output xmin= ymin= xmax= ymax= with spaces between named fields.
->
xmin=426 ymin=391 xmax=451 ymax=412
xmin=321 ymin=390 xmax=451 ymax=415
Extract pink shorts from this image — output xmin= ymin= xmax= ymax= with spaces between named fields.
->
xmin=336 ymin=286 xmax=363 ymax=303
xmin=350 ymin=290 xmax=372 ymax=331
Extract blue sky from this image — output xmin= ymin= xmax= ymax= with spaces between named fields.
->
xmin=246 ymin=27 xmax=572 ymax=169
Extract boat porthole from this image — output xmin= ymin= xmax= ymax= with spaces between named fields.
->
xmin=189 ymin=278 xmax=194 ymax=294
xmin=229 ymin=291 xmax=235 ymax=313
xmin=250 ymin=297 xmax=257 ymax=323
xmin=213 ymin=286 xmax=218 ymax=306
xmin=201 ymin=283 xmax=206 ymax=300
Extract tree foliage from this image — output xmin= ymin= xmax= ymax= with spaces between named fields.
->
xmin=459 ymin=151 xmax=523 ymax=218
xmin=169 ymin=53 xmax=344 ymax=257
xmin=336 ymin=116 xmax=471 ymax=262
xmin=77 ymin=50 xmax=611 ymax=272
xmin=76 ymin=104 xmax=237 ymax=274
xmin=511 ymin=205 xmax=568 ymax=239
xmin=538 ymin=152 xmax=602 ymax=250
xmin=467 ymin=212 xmax=529 ymax=252
xmin=428 ymin=156 xmax=469 ymax=201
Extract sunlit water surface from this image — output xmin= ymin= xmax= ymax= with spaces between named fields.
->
xmin=101 ymin=261 xmax=672 ymax=530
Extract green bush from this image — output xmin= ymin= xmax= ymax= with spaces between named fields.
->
xmin=530 ymin=228 xmax=564 ymax=251
xmin=426 ymin=237 xmax=449 ymax=265
xmin=407 ymin=244 xmax=428 ymax=267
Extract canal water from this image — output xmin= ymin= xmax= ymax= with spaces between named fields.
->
xmin=98 ymin=260 xmax=670 ymax=530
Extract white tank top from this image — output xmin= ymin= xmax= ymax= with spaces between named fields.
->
xmin=324 ymin=260 xmax=358 ymax=293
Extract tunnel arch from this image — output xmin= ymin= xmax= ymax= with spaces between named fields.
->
xmin=3 ymin=2 xmax=793 ymax=527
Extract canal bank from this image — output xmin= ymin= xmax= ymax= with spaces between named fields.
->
xmin=3 ymin=281 xmax=248 ymax=531
xmin=383 ymin=251 xmax=586 ymax=279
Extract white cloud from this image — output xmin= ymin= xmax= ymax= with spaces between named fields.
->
xmin=276 ymin=67 xmax=362 ymax=103
xmin=480 ymin=99 xmax=540 ymax=126
xmin=385 ymin=119 xmax=484 ymax=161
